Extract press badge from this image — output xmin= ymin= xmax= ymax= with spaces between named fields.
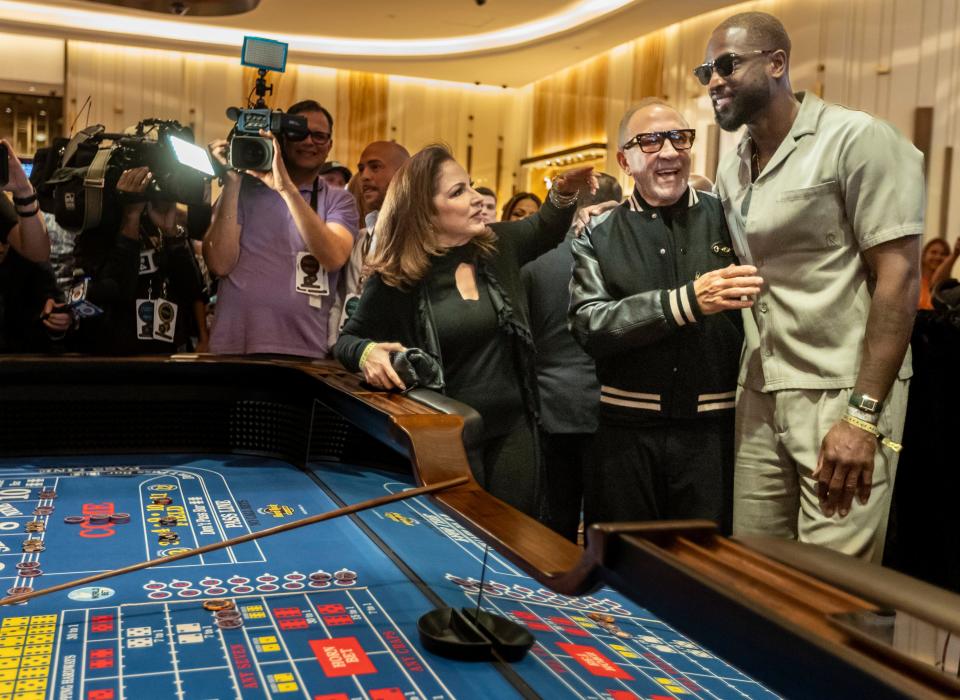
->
xmin=69 ymin=277 xmax=104 ymax=318
xmin=295 ymin=252 xmax=329 ymax=296
xmin=139 ymin=249 xmax=158 ymax=275
xmin=153 ymin=299 xmax=178 ymax=343
xmin=135 ymin=299 xmax=155 ymax=340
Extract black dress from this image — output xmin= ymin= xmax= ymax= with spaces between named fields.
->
xmin=426 ymin=244 xmax=536 ymax=511
xmin=334 ymin=200 xmax=575 ymax=518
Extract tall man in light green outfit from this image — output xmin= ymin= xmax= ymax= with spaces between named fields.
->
xmin=699 ymin=11 xmax=923 ymax=562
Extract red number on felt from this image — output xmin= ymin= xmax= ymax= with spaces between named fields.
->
xmin=88 ymin=648 xmax=114 ymax=669
xmin=90 ymin=615 xmax=114 ymax=633
xmin=87 ymin=690 xmax=115 ymax=700
xmin=278 ymin=618 xmax=309 ymax=630
xmin=322 ymin=615 xmax=354 ymax=626
xmin=315 ymin=604 xmax=346 ymax=615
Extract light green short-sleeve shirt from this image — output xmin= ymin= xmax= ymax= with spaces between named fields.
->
xmin=715 ymin=92 xmax=924 ymax=392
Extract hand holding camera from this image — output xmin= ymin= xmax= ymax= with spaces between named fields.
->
xmin=1 ymin=137 xmax=36 ymax=199
xmin=117 ymin=166 xmax=177 ymax=238
xmin=208 ymin=139 xmax=241 ymax=186
xmin=116 ymin=166 xmax=152 ymax=236
xmin=241 ymin=129 xmax=296 ymax=194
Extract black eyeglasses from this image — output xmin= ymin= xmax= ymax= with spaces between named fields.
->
xmin=693 ymin=50 xmax=774 ymax=85
xmin=306 ymin=130 xmax=332 ymax=145
xmin=622 ymin=129 xmax=696 ymax=154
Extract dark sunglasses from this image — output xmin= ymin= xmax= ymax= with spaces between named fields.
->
xmin=693 ymin=49 xmax=774 ymax=86
xmin=622 ymin=129 xmax=696 ymax=154
xmin=289 ymin=129 xmax=332 ymax=144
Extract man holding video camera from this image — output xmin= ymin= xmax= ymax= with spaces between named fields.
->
xmin=204 ymin=100 xmax=359 ymax=358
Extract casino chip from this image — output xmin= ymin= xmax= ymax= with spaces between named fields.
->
xmin=158 ymin=516 xmax=178 ymax=526
xmin=614 ymin=630 xmax=632 ymax=638
xmin=39 ymin=490 xmax=57 ymax=499
xmin=309 ymin=570 xmax=332 ymax=582
xmin=6 ymin=586 xmax=32 ymax=596
xmin=25 ymin=522 xmax=45 ymax=533
xmin=32 ymin=506 xmax=53 ymax=516
xmin=110 ymin=513 xmax=131 ymax=524
xmin=333 ymin=568 xmax=357 ymax=582
xmin=19 ymin=569 xmax=42 ymax=578
xmin=63 ymin=516 xmax=86 ymax=524
xmin=214 ymin=609 xmax=242 ymax=620
xmin=587 ymin=612 xmax=616 ymax=624
xmin=203 ymin=599 xmax=235 ymax=612
xmin=87 ymin=514 xmax=110 ymax=525
xmin=15 ymin=562 xmax=39 ymax=571
xmin=216 ymin=618 xmax=243 ymax=629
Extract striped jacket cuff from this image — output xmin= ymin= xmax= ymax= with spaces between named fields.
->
xmin=662 ymin=281 xmax=700 ymax=328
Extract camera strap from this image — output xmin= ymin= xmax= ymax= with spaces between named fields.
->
xmin=82 ymin=146 xmax=113 ymax=231
xmin=310 ymin=176 xmax=319 ymax=211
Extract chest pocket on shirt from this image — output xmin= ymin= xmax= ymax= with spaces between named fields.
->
xmin=771 ymin=180 xmax=845 ymax=252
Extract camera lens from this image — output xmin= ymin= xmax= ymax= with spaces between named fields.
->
xmin=230 ymin=136 xmax=272 ymax=171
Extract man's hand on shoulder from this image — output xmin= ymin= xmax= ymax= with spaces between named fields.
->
xmin=693 ymin=264 xmax=763 ymax=315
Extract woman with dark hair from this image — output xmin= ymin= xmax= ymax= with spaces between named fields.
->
xmin=920 ymin=238 xmax=950 ymax=310
xmin=501 ymin=192 xmax=542 ymax=222
xmin=333 ymin=145 xmax=594 ymax=517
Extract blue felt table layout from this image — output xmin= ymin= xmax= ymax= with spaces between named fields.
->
xmin=0 ymin=454 xmax=781 ymax=700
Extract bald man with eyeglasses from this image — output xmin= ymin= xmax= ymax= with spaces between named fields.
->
xmin=569 ymin=98 xmax=761 ymax=533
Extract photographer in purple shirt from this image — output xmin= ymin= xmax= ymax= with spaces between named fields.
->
xmin=203 ymin=100 xmax=359 ymax=358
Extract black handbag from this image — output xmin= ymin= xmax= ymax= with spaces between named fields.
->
xmin=389 ymin=348 xmax=443 ymax=391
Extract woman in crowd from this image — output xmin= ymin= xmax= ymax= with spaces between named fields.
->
xmin=927 ymin=237 xmax=960 ymax=307
xmin=919 ymin=238 xmax=950 ymax=310
xmin=334 ymin=145 xmax=594 ymax=517
xmin=501 ymin=191 xmax=542 ymax=222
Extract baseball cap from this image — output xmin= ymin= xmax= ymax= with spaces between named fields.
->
xmin=318 ymin=161 xmax=352 ymax=184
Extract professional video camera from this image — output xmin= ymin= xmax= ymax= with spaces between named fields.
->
xmin=226 ymin=37 xmax=309 ymax=171
xmin=110 ymin=119 xmax=213 ymax=205
xmin=37 ymin=118 xmax=215 ymax=233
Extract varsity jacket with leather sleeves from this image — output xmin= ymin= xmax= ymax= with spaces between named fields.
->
xmin=569 ymin=188 xmax=743 ymax=421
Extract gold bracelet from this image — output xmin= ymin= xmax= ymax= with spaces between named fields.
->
xmin=842 ymin=414 xmax=903 ymax=453
xmin=358 ymin=342 xmax=376 ymax=370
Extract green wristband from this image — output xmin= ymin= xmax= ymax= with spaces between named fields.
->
xmin=358 ymin=342 xmax=376 ymax=370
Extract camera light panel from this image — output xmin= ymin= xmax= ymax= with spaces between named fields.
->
xmin=241 ymin=36 xmax=288 ymax=73
xmin=168 ymin=135 xmax=215 ymax=177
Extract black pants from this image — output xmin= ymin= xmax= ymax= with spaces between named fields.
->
xmin=540 ymin=431 xmax=593 ymax=542
xmin=585 ymin=414 xmax=734 ymax=535
xmin=474 ymin=418 xmax=539 ymax=519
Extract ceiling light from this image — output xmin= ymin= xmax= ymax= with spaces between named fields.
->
xmin=0 ymin=0 xmax=634 ymax=57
